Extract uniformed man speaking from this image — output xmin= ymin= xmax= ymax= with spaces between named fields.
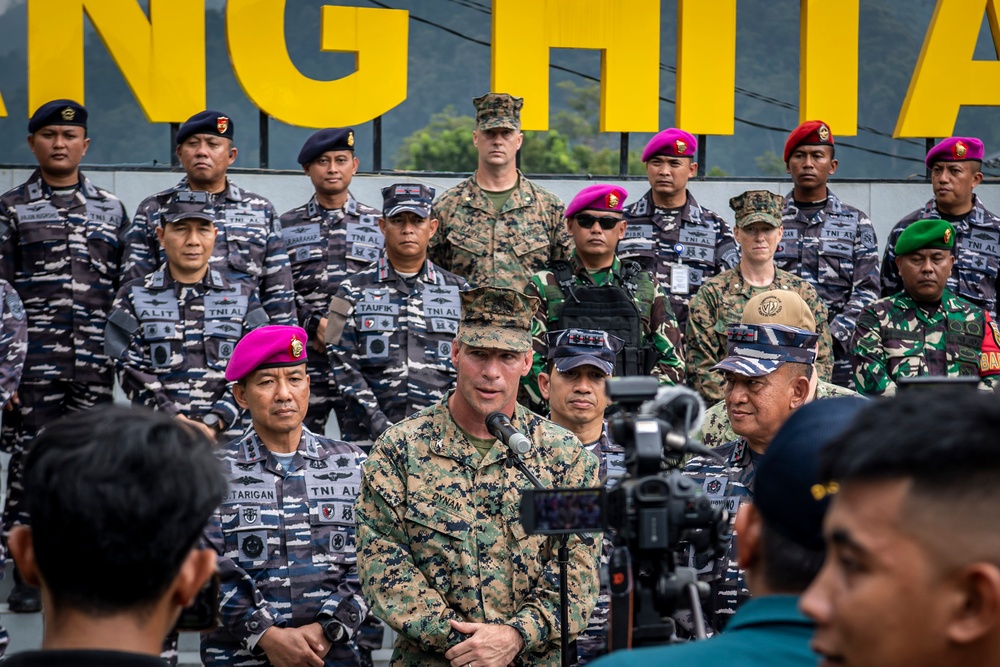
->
xmin=355 ymin=286 xmax=600 ymax=667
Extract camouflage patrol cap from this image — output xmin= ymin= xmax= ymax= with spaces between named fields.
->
xmin=894 ymin=218 xmax=956 ymax=256
xmin=457 ymin=287 xmax=538 ymax=352
xmin=729 ymin=190 xmax=784 ymax=228
xmin=545 ymin=328 xmax=624 ymax=376
xmin=712 ymin=323 xmax=818 ymax=377
xmin=742 ymin=290 xmax=816 ymax=332
xmin=473 ymin=93 xmax=523 ymax=131
xmin=160 ymin=200 xmax=216 ymax=226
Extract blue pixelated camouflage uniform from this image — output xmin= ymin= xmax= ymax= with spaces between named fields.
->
xmin=280 ymin=193 xmax=383 ymax=436
xmin=881 ymin=195 xmax=1000 ymax=319
xmin=622 ymin=190 xmax=740 ymax=334
xmin=105 ymin=267 xmax=269 ymax=440
xmin=0 ymin=280 xmax=27 ymax=407
xmin=202 ymin=427 xmax=369 ymax=667
xmin=326 ymin=254 xmax=468 ymax=441
xmin=779 ymin=190 xmax=880 ymax=387
xmin=355 ymin=394 xmax=601 ymax=667
xmin=121 ymin=177 xmax=297 ymax=326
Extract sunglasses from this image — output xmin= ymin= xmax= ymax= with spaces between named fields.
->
xmin=574 ymin=213 xmax=622 ymax=230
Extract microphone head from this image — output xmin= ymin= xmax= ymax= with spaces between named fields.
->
xmin=485 ymin=411 xmax=509 ymax=437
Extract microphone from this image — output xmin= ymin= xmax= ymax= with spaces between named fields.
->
xmin=485 ymin=412 xmax=533 ymax=457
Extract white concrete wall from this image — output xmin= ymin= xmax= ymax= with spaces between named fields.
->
xmin=1 ymin=168 xmax=996 ymax=255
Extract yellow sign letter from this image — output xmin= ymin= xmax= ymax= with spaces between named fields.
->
xmin=801 ymin=0 xmax=858 ymax=134
xmin=676 ymin=0 xmax=735 ymax=134
xmin=492 ymin=0 xmax=660 ymax=132
xmin=227 ymin=2 xmax=408 ymax=128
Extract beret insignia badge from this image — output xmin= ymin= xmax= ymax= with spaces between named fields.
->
xmin=607 ymin=192 xmax=620 ymax=208
xmin=347 ymin=131 xmax=355 ymax=147
xmin=817 ymin=124 xmax=830 ymax=142
xmin=954 ymin=141 xmax=967 ymax=159
xmin=674 ymin=139 xmax=687 ymax=154
xmin=290 ymin=337 xmax=304 ymax=358
xmin=944 ymin=228 xmax=953 ymax=244
xmin=61 ymin=107 xmax=76 ymax=121
xmin=217 ymin=116 xmax=229 ymax=134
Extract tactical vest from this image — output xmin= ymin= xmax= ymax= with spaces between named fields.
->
xmin=545 ymin=260 xmax=656 ymax=376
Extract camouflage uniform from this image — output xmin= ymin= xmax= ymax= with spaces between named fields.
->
xmin=105 ymin=267 xmax=269 ymax=440
xmin=202 ymin=427 xmax=369 ymax=667
xmin=355 ymin=395 xmax=601 ymax=667
xmin=685 ymin=267 xmax=832 ymax=404
xmin=429 ymin=172 xmax=570 ymax=290
xmin=280 ymin=193 xmax=383 ymax=436
xmin=122 ymin=178 xmax=297 ymax=325
xmin=851 ymin=289 xmax=996 ymax=396
xmin=697 ymin=381 xmax=861 ymax=449
xmin=621 ymin=190 xmax=739 ymax=333
xmin=326 ymin=254 xmax=468 ymax=441
xmin=881 ymin=195 xmax=1000 ymax=319
xmin=779 ymin=190 xmax=880 ymax=386
xmin=522 ymin=253 xmax=685 ymax=410
xmin=0 ymin=280 xmax=27 ymax=408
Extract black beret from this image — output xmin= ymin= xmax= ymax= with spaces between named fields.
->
xmin=297 ymin=128 xmax=356 ymax=165
xmin=176 ymin=110 xmax=234 ymax=145
xmin=28 ymin=99 xmax=87 ymax=134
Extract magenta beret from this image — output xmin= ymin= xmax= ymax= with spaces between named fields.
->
xmin=925 ymin=137 xmax=984 ymax=167
xmin=641 ymin=128 xmax=697 ymax=162
xmin=564 ymin=184 xmax=628 ymax=218
xmin=225 ymin=325 xmax=309 ymax=382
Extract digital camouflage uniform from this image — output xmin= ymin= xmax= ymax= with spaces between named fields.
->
xmin=280 ymin=193 xmax=383 ymax=436
xmin=202 ymin=428 xmax=369 ymax=667
xmin=429 ymin=172 xmax=570 ymax=290
xmin=105 ymin=267 xmax=269 ymax=440
xmin=685 ymin=267 xmax=832 ymax=404
xmin=522 ymin=253 xmax=685 ymax=410
xmin=697 ymin=381 xmax=860 ymax=449
xmin=0 ymin=280 xmax=27 ymax=407
xmin=122 ymin=178 xmax=297 ymax=325
xmin=851 ymin=289 xmax=996 ymax=396
xmin=621 ymin=190 xmax=739 ymax=334
xmin=326 ymin=255 xmax=468 ymax=442
xmin=355 ymin=395 xmax=601 ymax=667
xmin=779 ymin=190 xmax=880 ymax=386
xmin=881 ymin=195 xmax=1000 ymax=319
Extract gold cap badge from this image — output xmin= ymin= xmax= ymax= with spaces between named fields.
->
xmin=944 ymin=228 xmax=953 ymax=244
xmin=347 ymin=131 xmax=354 ymax=147
xmin=675 ymin=139 xmax=687 ymax=154
xmin=954 ymin=141 xmax=967 ymax=159
xmin=290 ymin=337 xmax=304 ymax=359
xmin=606 ymin=192 xmax=620 ymax=209
xmin=61 ymin=107 xmax=75 ymax=121
xmin=817 ymin=124 xmax=830 ymax=142
xmin=810 ymin=481 xmax=840 ymax=501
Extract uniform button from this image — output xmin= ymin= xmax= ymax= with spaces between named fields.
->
xmin=250 ymin=621 xmax=259 ymax=629
xmin=349 ymin=613 xmax=358 ymax=622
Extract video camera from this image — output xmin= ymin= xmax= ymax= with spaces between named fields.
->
xmin=519 ymin=377 xmax=730 ymax=650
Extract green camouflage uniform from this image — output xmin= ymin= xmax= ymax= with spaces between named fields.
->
xmin=685 ymin=267 xmax=832 ymax=404
xmin=851 ymin=289 xmax=996 ymax=396
xmin=355 ymin=395 xmax=600 ymax=667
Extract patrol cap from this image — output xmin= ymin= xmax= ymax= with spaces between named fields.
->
xmin=457 ymin=287 xmax=538 ymax=352
xmin=159 ymin=200 xmax=216 ymax=227
xmin=783 ymin=120 xmax=834 ymax=163
xmin=742 ymin=290 xmax=816 ymax=332
xmin=381 ymin=183 xmax=435 ymax=219
xmin=712 ymin=323 xmax=818 ymax=377
xmin=565 ymin=184 xmax=628 ymax=218
xmin=225 ymin=325 xmax=309 ymax=382
xmin=28 ymin=99 xmax=87 ymax=134
xmin=297 ymin=127 xmax=355 ymax=165
xmin=755 ymin=397 xmax=868 ymax=550
xmin=176 ymin=110 xmax=234 ymax=145
xmin=925 ymin=136 xmax=984 ymax=167
xmin=730 ymin=190 xmax=784 ymax=228
xmin=893 ymin=219 xmax=955 ymax=256
xmin=641 ymin=128 xmax=697 ymax=162
xmin=473 ymin=92 xmax=523 ymax=131
xmin=545 ymin=328 xmax=624 ymax=376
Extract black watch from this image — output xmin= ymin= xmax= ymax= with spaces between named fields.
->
xmin=322 ymin=619 xmax=348 ymax=644
xmin=202 ymin=413 xmax=223 ymax=432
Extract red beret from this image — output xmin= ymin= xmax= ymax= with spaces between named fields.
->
xmin=784 ymin=120 xmax=834 ymax=163
xmin=641 ymin=128 xmax=697 ymax=162
xmin=925 ymin=137 xmax=984 ymax=168
xmin=225 ymin=325 xmax=309 ymax=381
xmin=565 ymin=184 xmax=628 ymax=218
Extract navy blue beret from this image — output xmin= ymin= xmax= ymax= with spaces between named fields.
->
xmin=297 ymin=128 xmax=356 ymax=165
xmin=176 ymin=110 xmax=234 ymax=145
xmin=28 ymin=99 xmax=87 ymax=134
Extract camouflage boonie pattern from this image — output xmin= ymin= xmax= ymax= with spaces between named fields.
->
xmin=280 ymin=192 xmax=383 ymax=436
xmin=881 ymin=195 xmax=1000 ymax=320
xmin=202 ymin=427 xmax=369 ymax=667
xmin=326 ymin=255 xmax=469 ymax=441
xmin=522 ymin=254 xmax=684 ymax=410
xmin=712 ymin=323 xmax=819 ymax=377
xmin=851 ymin=289 xmax=996 ymax=396
xmin=730 ymin=190 xmax=783 ymax=227
xmin=122 ymin=177 xmax=297 ymax=325
xmin=0 ymin=280 xmax=27 ymax=406
xmin=105 ymin=268 xmax=269 ymax=439
xmin=681 ymin=438 xmax=754 ymax=632
xmin=622 ymin=190 xmax=739 ymax=333
xmin=473 ymin=92 xmax=523 ymax=130
xmin=355 ymin=395 xmax=600 ymax=667
xmin=780 ymin=190 xmax=880 ymax=386
xmin=457 ymin=285 xmax=538 ymax=352
xmin=685 ymin=267 xmax=832 ymax=405
xmin=429 ymin=172 xmax=570 ymax=290
xmin=697 ymin=381 xmax=861 ymax=449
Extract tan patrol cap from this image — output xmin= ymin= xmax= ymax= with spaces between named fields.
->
xmin=742 ymin=290 xmax=816 ymax=332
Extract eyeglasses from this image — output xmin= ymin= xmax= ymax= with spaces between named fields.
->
xmin=574 ymin=213 xmax=622 ymax=230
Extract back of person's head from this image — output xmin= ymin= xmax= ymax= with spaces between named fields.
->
xmin=22 ymin=405 xmax=226 ymax=615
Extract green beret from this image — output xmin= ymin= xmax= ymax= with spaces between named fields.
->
xmin=894 ymin=219 xmax=956 ymax=255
